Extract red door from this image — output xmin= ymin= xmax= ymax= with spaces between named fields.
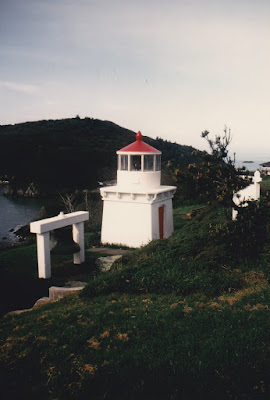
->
xmin=159 ymin=206 xmax=164 ymax=239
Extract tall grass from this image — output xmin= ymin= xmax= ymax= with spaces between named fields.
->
xmin=1 ymin=203 xmax=270 ymax=399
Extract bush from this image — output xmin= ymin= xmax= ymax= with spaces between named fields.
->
xmin=210 ymin=194 xmax=270 ymax=260
xmin=82 ymin=206 xmax=257 ymax=299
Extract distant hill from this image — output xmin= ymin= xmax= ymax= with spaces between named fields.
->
xmin=0 ymin=117 xmax=198 ymax=196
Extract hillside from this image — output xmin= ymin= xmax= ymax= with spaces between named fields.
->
xmin=1 ymin=197 xmax=270 ymax=399
xmin=2 ymin=125 xmax=268 ymax=398
xmin=0 ymin=117 xmax=197 ymax=196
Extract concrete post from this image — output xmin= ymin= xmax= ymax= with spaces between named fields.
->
xmin=72 ymin=222 xmax=85 ymax=264
xmin=254 ymin=171 xmax=261 ymax=199
xmin=36 ymin=232 xmax=51 ymax=279
xmin=30 ymin=211 xmax=89 ymax=279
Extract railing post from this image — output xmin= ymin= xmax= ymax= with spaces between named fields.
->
xmin=36 ymin=232 xmax=51 ymax=279
xmin=72 ymin=222 xmax=85 ymax=264
xmin=30 ymin=211 xmax=89 ymax=278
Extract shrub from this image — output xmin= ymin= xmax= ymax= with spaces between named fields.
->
xmin=210 ymin=194 xmax=270 ymax=260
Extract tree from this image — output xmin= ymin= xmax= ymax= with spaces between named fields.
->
xmin=170 ymin=127 xmax=249 ymax=205
xmin=59 ymin=192 xmax=79 ymax=213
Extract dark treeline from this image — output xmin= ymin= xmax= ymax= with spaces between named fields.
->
xmin=0 ymin=116 xmax=197 ymax=196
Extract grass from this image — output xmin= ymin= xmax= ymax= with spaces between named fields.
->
xmin=83 ymin=206 xmax=248 ymax=299
xmin=173 ymin=202 xmax=206 ymax=230
xmin=0 ymin=243 xmax=102 ymax=316
xmin=2 ymin=287 xmax=270 ymax=399
xmin=262 ymin=175 xmax=270 ymax=192
xmin=0 ymin=203 xmax=202 ymax=316
xmin=1 ymin=203 xmax=270 ymax=398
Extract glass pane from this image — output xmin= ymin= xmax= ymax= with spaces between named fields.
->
xmin=120 ymin=155 xmax=128 ymax=170
xmin=130 ymin=155 xmax=141 ymax=171
xmin=144 ymin=155 xmax=154 ymax=171
xmin=156 ymin=155 xmax=161 ymax=171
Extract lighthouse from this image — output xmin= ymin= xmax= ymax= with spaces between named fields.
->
xmin=100 ymin=131 xmax=176 ymax=248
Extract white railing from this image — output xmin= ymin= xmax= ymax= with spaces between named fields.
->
xmin=30 ymin=211 xmax=89 ymax=279
xmin=232 ymin=171 xmax=261 ymax=220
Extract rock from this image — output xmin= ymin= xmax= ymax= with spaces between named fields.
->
xmin=2 ymin=182 xmax=40 ymax=197
xmin=6 ymin=309 xmax=30 ymax=316
xmin=14 ymin=224 xmax=30 ymax=239
xmin=17 ymin=189 xmax=24 ymax=196
xmin=33 ymin=297 xmax=51 ymax=308
xmin=65 ymin=280 xmax=87 ymax=288
xmin=96 ymin=255 xmax=122 ymax=272
xmin=49 ymin=281 xmax=87 ymax=301
xmin=5 ymin=297 xmax=51 ymax=316
xmin=4 ymin=281 xmax=87 ymax=316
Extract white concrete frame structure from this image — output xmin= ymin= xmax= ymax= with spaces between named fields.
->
xmin=101 ymin=188 xmax=176 ymax=247
xmin=30 ymin=211 xmax=89 ymax=279
xmin=232 ymin=171 xmax=262 ymax=220
xmin=100 ymin=132 xmax=176 ymax=248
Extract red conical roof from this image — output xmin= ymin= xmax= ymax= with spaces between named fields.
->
xmin=119 ymin=131 xmax=160 ymax=153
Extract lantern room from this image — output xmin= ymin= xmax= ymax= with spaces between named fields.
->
xmin=117 ymin=131 xmax=162 ymax=190
xmin=100 ymin=131 xmax=176 ymax=248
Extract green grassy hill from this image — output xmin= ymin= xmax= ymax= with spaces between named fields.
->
xmin=0 ymin=117 xmax=197 ymax=196
xmin=1 ymin=132 xmax=269 ymax=398
xmin=1 ymin=196 xmax=270 ymax=399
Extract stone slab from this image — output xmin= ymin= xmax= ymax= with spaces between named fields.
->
xmin=49 ymin=282 xmax=87 ymax=301
xmin=96 ymin=255 xmax=122 ymax=272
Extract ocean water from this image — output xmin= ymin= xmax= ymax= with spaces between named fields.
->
xmin=235 ymin=160 xmax=262 ymax=171
xmin=0 ymin=186 xmax=45 ymax=242
xmin=235 ymin=155 xmax=270 ymax=172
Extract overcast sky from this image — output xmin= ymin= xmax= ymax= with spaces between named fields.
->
xmin=1 ymin=0 xmax=269 ymax=156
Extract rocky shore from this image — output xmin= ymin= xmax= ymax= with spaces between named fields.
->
xmin=2 ymin=182 xmax=40 ymax=197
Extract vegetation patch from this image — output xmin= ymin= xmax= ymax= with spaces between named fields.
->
xmin=2 ymin=127 xmax=270 ymax=398
xmin=0 ymin=244 xmax=101 ymax=316
xmin=2 ymin=199 xmax=270 ymax=398
xmin=2 ymin=288 xmax=270 ymax=399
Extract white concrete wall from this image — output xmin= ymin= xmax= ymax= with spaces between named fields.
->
xmin=101 ymin=200 xmax=153 ymax=247
xmin=151 ymin=199 xmax=174 ymax=240
xmin=117 ymin=170 xmax=161 ymax=190
xmin=165 ymin=199 xmax=174 ymax=237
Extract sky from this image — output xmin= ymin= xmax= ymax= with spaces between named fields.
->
xmin=0 ymin=0 xmax=270 ymax=157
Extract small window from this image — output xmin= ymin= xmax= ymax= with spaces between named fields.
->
xmin=144 ymin=155 xmax=154 ymax=171
xmin=120 ymin=155 xmax=128 ymax=170
xmin=156 ymin=155 xmax=161 ymax=171
xmin=130 ymin=155 xmax=141 ymax=171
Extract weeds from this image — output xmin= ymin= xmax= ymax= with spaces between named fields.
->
xmin=2 ymin=203 xmax=270 ymax=398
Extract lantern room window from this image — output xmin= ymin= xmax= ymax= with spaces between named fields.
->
xmin=119 ymin=155 xmax=128 ymax=170
xmin=144 ymin=155 xmax=154 ymax=171
xmin=130 ymin=155 xmax=141 ymax=171
xmin=156 ymin=155 xmax=161 ymax=171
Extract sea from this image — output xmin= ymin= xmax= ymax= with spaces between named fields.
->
xmin=0 ymin=186 xmax=48 ymax=242
xmin=234 ymin=155 xmax=269 ymax=172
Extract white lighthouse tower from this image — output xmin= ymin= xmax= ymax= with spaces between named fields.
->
xmin=100 ymin=131 xmax=176 ymax=248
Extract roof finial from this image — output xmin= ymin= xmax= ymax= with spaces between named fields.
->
xmin=136 ymin=131 xmax=142 ymax=141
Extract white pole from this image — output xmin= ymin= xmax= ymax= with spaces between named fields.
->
xmin=254 ymin=171 xmax=261 ymax=200
xmin=73 ymin=222 xmax=85 ymax=264
xmin=36 ymin=232 xmax=51 ymax=279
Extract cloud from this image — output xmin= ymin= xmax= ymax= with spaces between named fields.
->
xmin=0 ymin=81 xmax=39 ymax=94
